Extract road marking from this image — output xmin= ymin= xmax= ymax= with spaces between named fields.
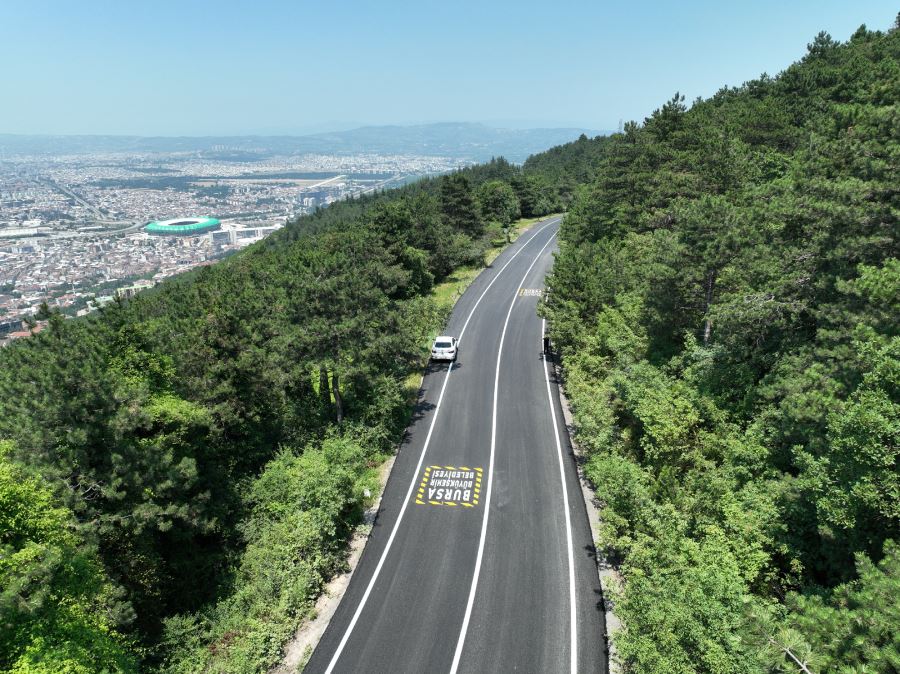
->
xmin=415 ymin=466 xmax=482 ymax=507
xmin=518 ymin=288 xmax=543 ymax=297
xmin=457 ymin=218 xmax=560 ymax=344
xmin=543 ymin=318 xmax=578 ymax=673
xmin=449 ymin=231 xmax=558 ymax=674
xmin=322 ymin=218 xmax=559 ymax=674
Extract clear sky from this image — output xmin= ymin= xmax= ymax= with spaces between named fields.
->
xmin=1 ymin=0 xmax=896 ymax=136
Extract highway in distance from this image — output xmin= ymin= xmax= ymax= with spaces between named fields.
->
xmin=306 ymin=216 xmax=608 ymax=673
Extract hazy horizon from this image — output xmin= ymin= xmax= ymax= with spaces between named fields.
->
xmin=2 ymin=0 xmax=896 ymax=137
xmin=0 ymin=120 xmax=609 ymax=140
xmin=0 ymin=123 xmax=612 ymax=164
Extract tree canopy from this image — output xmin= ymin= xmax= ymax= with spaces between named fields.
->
xmin=541 ymin=21 xmax=899 ymax=673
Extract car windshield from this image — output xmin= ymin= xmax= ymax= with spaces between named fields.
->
xmin=434 ymin=341 xmax=452 ymax=349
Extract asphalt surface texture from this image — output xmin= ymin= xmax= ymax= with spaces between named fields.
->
xmin=306 ymin=217 xmax=608 ymax=674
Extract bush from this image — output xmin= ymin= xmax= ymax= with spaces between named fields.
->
xmin=0 ymin=442 xmax=137 ymax=674
xmin=158 ymin=435 xmax=375 ymax=674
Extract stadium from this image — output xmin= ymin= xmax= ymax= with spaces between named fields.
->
xmin=144 ymin=217 xmax=221 ymax=236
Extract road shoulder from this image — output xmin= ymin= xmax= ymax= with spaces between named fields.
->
xmin=552 ymin=356 xmax=623 ymax=674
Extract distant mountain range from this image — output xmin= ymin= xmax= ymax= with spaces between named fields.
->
xmin=0 ymin=123 xmax=609 ymax=163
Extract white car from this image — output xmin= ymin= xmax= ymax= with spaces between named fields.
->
xmin=431 ymin=336 xmax=458 ymax=362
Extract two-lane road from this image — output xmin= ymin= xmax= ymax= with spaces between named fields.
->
xmin=306 ymin=217 xmax=607 ymax=673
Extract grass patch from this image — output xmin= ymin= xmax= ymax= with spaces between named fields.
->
xmin=431 ymin=265 xmax=483 ymax=313
xmin=486 ymin=213 xmax=560 ymax=264
xmin=436 ymin=213 xmax=562 ymax=309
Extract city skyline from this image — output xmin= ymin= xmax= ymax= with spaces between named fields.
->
xmin=0 ymin=148 xmax=458 ymax=342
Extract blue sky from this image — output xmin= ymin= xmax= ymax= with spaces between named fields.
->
xmin=1 ymin=0 xmax=896 ymax=136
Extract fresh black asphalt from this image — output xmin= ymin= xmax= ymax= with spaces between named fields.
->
xmin=305 ymin=217 xmax=608 ymax=673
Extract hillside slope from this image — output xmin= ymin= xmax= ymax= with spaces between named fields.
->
xmin=0 ymin=152 xmax=562 ymax=672
xmin=540 ymin=21 xmax=899 ymax=673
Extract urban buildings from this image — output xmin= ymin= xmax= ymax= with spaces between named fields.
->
xmin=0 ymin=149 xmax=462 ymax=345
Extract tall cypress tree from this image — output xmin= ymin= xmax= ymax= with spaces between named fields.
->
xmin=440 ymin=172 xmax=483 ymax=237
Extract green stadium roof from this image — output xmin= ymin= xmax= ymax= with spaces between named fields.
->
xmin=145 ymin=217 xmax=220 ymax=235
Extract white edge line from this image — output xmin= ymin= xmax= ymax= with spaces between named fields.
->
xmin=458 ymin=217 xmax=558 ymax=344
xmin=448 ymin=231 xmax=558 ymax=674
xmin=323 ymin=217 xmax=559 ymax=674
xmin=543 ymin=318 xmax=578 ymax=674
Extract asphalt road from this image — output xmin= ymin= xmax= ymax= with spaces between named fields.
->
xmin=306 ymin=217 xmax=608 ymax=674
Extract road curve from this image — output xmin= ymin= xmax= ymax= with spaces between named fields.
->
xmin=305 ymin=216 xmax=608 ymax=674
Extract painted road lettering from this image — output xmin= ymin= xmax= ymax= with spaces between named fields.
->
xmin=518 ymin=288 xmax=543 ymax=297
xmin=415 ymin=465 xmax=483 ymax=507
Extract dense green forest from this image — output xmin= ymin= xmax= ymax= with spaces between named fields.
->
xmin=1 ymin=17 xmax=897 ymax=674
xmin=539 ymin=21 xmax=898 ymax=673
xmin=0 ymin=145 xmax=559 ymax=671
